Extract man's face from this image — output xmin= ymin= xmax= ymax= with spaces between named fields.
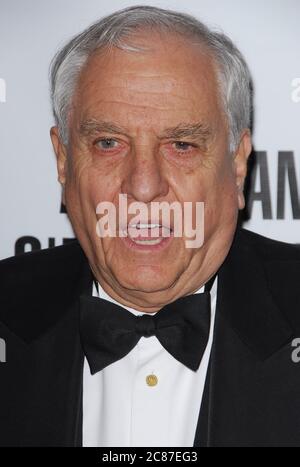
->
xmin=51 ymin=32 xmax=251 ymax=310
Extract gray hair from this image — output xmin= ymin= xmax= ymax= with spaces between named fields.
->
xmin=49 ymin=5 xmax=252 ymax=152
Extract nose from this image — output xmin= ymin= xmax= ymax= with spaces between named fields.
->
xmin=121 ymin=141 xmax=169 ymax=203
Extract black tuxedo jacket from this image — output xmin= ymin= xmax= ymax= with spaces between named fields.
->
xmin=0 ymin=227 xmax=300 ymax=447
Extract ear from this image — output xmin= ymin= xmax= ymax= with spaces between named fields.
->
xmin=233 ymin=129 xmax=252 ymax=210
xmin=50 ymin=126 xmax=68 ymax=205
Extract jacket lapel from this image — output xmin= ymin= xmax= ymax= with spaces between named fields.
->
xmin=0 ymin=243 xmax=94 ymax=446
xmin=194 ymin=228 xmax=296 ymax=447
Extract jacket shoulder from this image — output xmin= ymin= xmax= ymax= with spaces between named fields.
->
xmin=0 ymin=240 xmax=90 ymax=341
xmin=239 ymin=228 xmax=300 ymax=332
xmin=239 ymin=228 xmax=300 ymax=262
xmin=0 ymin=240 xmax=86 ymax=290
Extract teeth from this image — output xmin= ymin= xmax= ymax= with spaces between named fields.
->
xmin=133 ymin=238 xmax=163 ymax=245
xmin=130 ymin=223 xmax=161 ymax=229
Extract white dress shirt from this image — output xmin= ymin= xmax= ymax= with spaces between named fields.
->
xmin=82 ymin=277 xmax=217 ymax=447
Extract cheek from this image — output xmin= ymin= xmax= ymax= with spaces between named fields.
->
xmin=71 ymin=162 xmax=118 ymax=209
xmin=200 ymin=159 xmax=238 ymax=224
xmin=212 ymin=183 xmax=238 ymax=230
xmin=211 ymin=153 xmax=237 ymax=197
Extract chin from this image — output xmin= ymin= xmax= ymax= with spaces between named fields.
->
xmin=115 ymin=266 xmax=177 ymax=293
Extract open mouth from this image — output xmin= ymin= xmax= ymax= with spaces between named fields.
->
xmin=125 ymin=223 xmax=173 ymax=245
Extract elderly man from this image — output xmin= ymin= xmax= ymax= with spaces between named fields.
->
xmin=0 ymin=5 xmax=300 ymax=447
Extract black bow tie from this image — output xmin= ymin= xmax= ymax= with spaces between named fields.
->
xmin=80 ymin=281 xmax=213 ymax=375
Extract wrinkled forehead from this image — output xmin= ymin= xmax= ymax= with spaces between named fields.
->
xmin=71 ymin=32 xmax=225 ymax=133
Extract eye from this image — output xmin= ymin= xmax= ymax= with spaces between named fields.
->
xmin=173 ymin=141 xmax=196 ymax=152
xmin=95 ymin=138 xmax=119 ymax=150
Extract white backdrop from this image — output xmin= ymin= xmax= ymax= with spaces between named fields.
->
xmin=0 ymin=0 xmax=299 ymax=259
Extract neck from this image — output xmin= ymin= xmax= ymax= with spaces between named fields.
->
xmin=89 ymin=265 xmax=217 ymax=313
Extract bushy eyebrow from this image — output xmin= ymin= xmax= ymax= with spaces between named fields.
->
xmin=79 ymin=119 xmax=128 ymax=137
xmin=79 ymin=119 xmax=213 ymax=145
xmin=159 ymin=122 xmax=212 ymax=142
